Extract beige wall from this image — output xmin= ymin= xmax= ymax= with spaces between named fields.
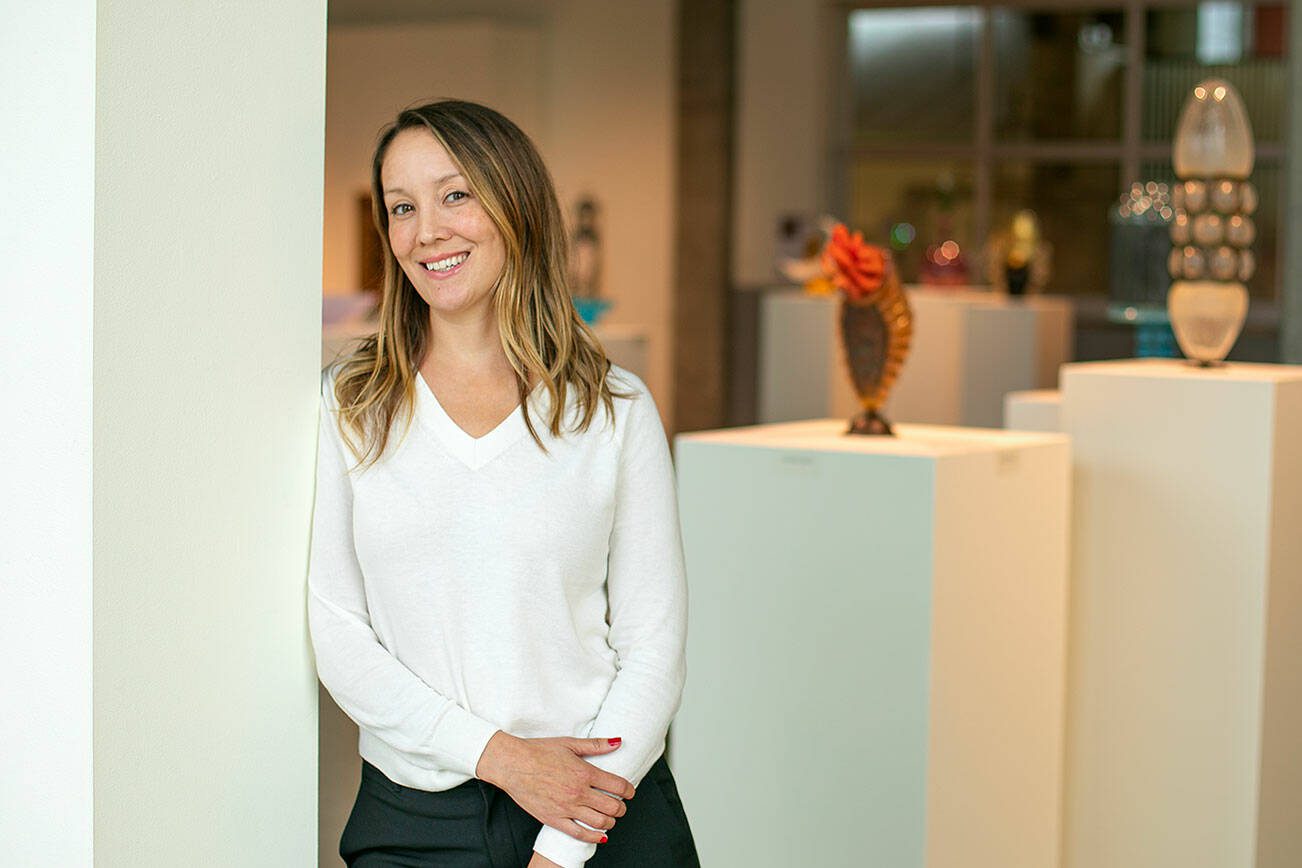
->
xmin=543 ymin=0 xmax=678 ymax=418
xmin=323 ymin=21 xmax=546 ymax=296
xmin=323 ymin=2 xmax=677 ymax=418
xmin=92 ymin=0 xmax=326 ymax=863
xmin=733 ymin=0 xmax=830 ymax=288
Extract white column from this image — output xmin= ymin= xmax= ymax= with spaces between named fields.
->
xmin=2 ymin=1 xmax=327 ymax=863
xmin=1 ymin=2 xmax=96 ymax=864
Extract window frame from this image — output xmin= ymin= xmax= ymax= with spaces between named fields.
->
xmin=830 ymin=0 xmax=1289 ymax=300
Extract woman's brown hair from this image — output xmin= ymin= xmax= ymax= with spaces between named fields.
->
xmin=328 ymin=99 xmax=629 ymax=469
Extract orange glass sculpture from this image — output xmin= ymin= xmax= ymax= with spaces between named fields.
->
xmin=807 ymin=224 xmax=914 ymax=435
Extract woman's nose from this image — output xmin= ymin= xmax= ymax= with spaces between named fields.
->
xmin=418 ymin=211 xmax=450 ymax=245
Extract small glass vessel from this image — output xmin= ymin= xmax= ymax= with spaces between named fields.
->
xmin=1166 ymin=280 xmax=1248 ymax=366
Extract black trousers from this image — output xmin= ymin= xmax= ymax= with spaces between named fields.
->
xmin=340 ymin=753 xmax=701 ymax=867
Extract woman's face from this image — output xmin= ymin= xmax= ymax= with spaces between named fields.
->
xmin=380 ymin=127 xmax=507 ymax=321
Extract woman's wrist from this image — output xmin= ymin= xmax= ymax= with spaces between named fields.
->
xmin=475 ymin=730 xmax=524 ymax=787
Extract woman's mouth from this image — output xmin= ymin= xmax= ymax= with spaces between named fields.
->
xmin=418 ymin=251 xmax=469 ymax=279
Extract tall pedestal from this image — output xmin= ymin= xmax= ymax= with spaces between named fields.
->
xmin=1060 ymin=359 xmax=1302 ymax=868
xmin=673 ymin=422 xmax=1070 ymax=868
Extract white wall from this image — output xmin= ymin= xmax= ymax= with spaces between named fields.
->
xmin=2 ymin=0 xmax=326 ymax=863
xmin=323 ymin=2 xmax=676 ymax=418
xmin=733 ymin=0 xmax=829 ymax=287
xmin=0 ymin=1 xmax=96 ymax=864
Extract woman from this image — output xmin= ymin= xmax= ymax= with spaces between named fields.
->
xmin=308 ymin=100 xmax=700 ymax=868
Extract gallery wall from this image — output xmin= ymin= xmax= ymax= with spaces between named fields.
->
xmin=323 ymin=21 xmax=547 ymax=296
xmin=732 ymin=0 xmax=830 ymax=288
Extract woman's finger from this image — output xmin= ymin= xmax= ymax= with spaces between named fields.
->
xmin=562 ymin=819 xmax=608 ymax=845
xmin=573 ymin=806 xmax=616 ymax=832
xmin=568 ymin=737 xmax=621 ymax=757
xmin=582 ymin=790 xmax=627 ymax=819
xmin=588 ymin=769 xmax=635 ymax=800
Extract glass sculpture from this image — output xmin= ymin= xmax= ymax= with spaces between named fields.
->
xmin=1167 ymin=79 xmax=1256 ymax=366
xmin=986 ymin=209 xmax=1052 ymax=296
xmin=569 ymin=196 xmax=611 ymax=325
xmin=805 ymin=224 xmax=914 ymax=436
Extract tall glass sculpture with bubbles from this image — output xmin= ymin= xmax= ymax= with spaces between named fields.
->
xmin=1167 ymin=79 xmax=1257 ymax=366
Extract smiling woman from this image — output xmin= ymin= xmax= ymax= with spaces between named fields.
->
xmin=333 ymin=101 xmax=621 ymax=465
xmin=381 ymin=130 xmax=506 ymax=321
xmin=309 ymin=100 xmax=700 ymax=868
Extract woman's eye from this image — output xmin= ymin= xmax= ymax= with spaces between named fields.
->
xmin=445 ymin=190 xmax=469 ymax=204
xmin=390 ymin=203 xmax=412 ymax=216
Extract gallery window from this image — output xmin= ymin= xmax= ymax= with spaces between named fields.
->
xmin=836 ymin=2 xmax=1289 ymax=301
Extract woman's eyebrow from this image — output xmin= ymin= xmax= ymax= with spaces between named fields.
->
xmin=383 ymin=173 xmax=464 ymax=197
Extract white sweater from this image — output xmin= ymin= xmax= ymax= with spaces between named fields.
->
xmin=308 ymin=363 xmax=688 ymax=868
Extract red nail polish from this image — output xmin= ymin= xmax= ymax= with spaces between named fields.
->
xmin=607 ymin=737 xmax=621 ymax=747
xmin=600 ymin=836 xmax=609 ymax=844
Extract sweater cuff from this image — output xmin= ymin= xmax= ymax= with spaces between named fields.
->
xmin=533 ymin=824 xmax=597 ymax=868
xmin=439 ymin=707 xmax=500 ymax=778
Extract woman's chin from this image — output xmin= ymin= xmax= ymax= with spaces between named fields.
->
xmin=421 ymin=289 xmax=492 ymax=321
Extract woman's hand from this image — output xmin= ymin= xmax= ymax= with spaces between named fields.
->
xmin=476 ymin=731 xmax=634 ymax=844
xmin=527 ymin=854 xmax=564 ymax=868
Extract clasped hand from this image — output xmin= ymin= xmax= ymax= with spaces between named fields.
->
xmin=476 ymin=730 xmax=634 ymax=859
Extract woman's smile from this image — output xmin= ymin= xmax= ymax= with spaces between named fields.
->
xmin=417 ymin=250 xmax=471 ymax=279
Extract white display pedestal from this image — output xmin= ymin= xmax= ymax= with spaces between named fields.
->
xmin=756 ymin=290 xmax=843 ymax=423
xmin=1005 ymin=389 xmax=1062 ymax=432
xmin=758 ymin=287 xmax=1073 ymax=428
xmin=673 ymin=422 xmax=1070 ymax=868
xmin=1059 ymin=359 xmax=1302 ymax=868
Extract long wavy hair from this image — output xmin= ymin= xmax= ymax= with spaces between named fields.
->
xmin=329 ymin=100 xmax=628 ymax=469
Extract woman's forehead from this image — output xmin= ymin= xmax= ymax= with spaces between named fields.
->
xmin=381 ymin=128 xmax=463 ymax=189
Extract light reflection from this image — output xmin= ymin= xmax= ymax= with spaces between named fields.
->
xmin=890 ymin=222 xmax=917 ymax=250
xmin=1196 ymin=2 xmax=1245 ymax=64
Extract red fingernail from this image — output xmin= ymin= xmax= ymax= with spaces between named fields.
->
xmin=600 ymin=836 xmax=609 ymax=844
xmin=607 ymin=738 xmax=621 ymax=747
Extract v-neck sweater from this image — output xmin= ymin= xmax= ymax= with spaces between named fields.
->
xmin=308 ymin=362 xmax=688 ymax=868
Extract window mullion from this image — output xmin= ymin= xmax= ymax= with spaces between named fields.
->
xmin=1123 ymin=0 xmax=1144 ymax=185
xmin=975 ymin=6 xmax=994 ymax=255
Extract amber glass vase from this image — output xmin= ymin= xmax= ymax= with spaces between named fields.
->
xmin=839 ymin=274 xmax=913 ymax=435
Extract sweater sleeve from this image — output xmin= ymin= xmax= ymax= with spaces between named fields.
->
xmin=532 ymin=376 xmax=689 ymax=868
xmin=307 ymin=371 xmax=500 ymax=777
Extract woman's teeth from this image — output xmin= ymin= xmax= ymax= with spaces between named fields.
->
xmin=423 ymin=253 xmax=469 ymax=272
